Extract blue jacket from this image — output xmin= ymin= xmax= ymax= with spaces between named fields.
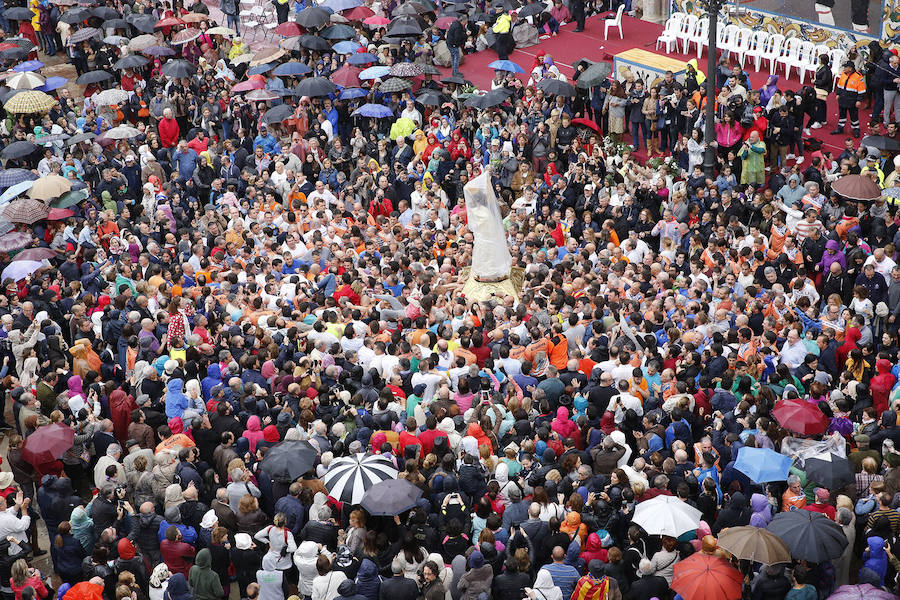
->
xmin=253 ymin=133 xmax=279 ymax=154
xmin=274 ymin=495 xmax=306 ymax=538
xmin=50 ymin=533 xmax=87 ymax=576
xmin=201 ymin=364 xmax=222 ymax=401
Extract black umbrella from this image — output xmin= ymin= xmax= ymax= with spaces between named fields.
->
xmin=442 ymin=74 xmax=466 ymax=85
xmin=0 ymin=48 xmax=28 ymax=61
xmin=464 ymin=89 xmax=507 ymax=108
xmin=261 ymin=103 xmax=295 ymax=124
xmin=130 ymin=15 xmax=156 ymax=32
xmin=393 ymin=2 xmax=428 ymax=15
xmin=537 ymin=78 xmax=575 ymax=96
xmin=492 ymin=0 xmax=520 ymax=9
xmin=296 ymin=5 xmax=330 ymax=27
xmin=3 ymin=7 xmax=36 ymax=20
xmin=766 ymin=511 xmax=848 ymax=563
xmin=103 ymin=18 xmax=128 ymax=29
xmin=59 ymin=8 xmax=90 ymax=23
xmin=441 ymin=3 xmax=467 ymax=11
xmin=320 ymin=23 xmax=356 ymax=39
xmin=419 ymin=63 xmax=441 ymax=76
xmin=804 ymin=455 xmax=854 ymax=490
xmin=861 ymin=135 xmax=900 ymax=152
xmin=295 ymin=76 xmax=338 ymax=97
xmin=66 ymin=132 xmax=95 ymax=145
xmin=91 ymin=6 xmax=119 ymax=19
xmin=75 ymin=70 xmax=113 ymax=85
xmin=113 ymin=54 xmax=149 ymax=70
xmin=417 ymin=89 xmax=443 ymax=105
xmin=258 ymin=440 xmax=318 ymax=482
xmin=387 ymin=15 xmax=423 ymax=36
xmin=576 ymin=61 xmax=612 ymax=89
xmin=360 ymin=479 xmax=423 ymax=516
xmin=161 ymin=59 xmax=197 ymax=78
xmin=1 ymin=141 xmax=38 ymax=159
xmin=516 ymin=1 xmax=545 ymax=17
xmin=7 ymin=37 xmax=35 ymax=51
xmin=299 ymin=34 xmax=332 ymax=51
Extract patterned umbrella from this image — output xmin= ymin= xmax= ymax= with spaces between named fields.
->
xmin=181 ymin=12 xmax=209 ymax=22
xmin=13 ymin=247 xmax=57 ymax=260
xmin=36 ymin=133 xmax=70 ymax=144
xmin=0 ymin=169 xmax=37 ymax=188
xmin=67 ymin=27 xmax=100 ymax=44
xmin=245 ymin=89 xmax=280 ymax=102
xmin=129 ymin=34 xmax=159 ymax=51
xmin=389 ymin=62 xmax=423 ymax=77
xmin=206 ymin=26 xmax=236 ymax=36
xmin=0 ymin=231 xmax=31 ymax=252
xmin=322 ymin=453 xmax=398 ymax=504
xmin=142 ymin=45 xmax=176 ymax=56
xmin=4 ymin=91 xmax=56 ymax=114
xmin=171 ymin=28 xmax=201 ymax=44
xmin=103 ymin=35 xmax=130 ymax=46
xmin=155 ymin=16 xmax=185 ymax=27
xmin=93 ymin=88 xmax=131 ymax=106
xmin=378 ymin=77 xmax=412 ymax=92
xmin=3 ymin=199 xmax=49 ymax=224
xmin=28 ymin=175 xmax=71 ymax=201
xmin=5 ymin=72 xmax=45 ymax=90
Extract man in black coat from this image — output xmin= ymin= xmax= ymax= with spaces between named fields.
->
xmin=445 ymin=14 xmax=467 ymax=76
xmin=628 ymin=560 xmax=669 ymax=600
xmin=379 ymin=559 xmax=419 ymax=600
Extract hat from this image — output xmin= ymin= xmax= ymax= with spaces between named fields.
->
xmin=125 ymin=154 xmax=135 ymax=163
xmin=814 ymin=372 xmax=832 ymax=386
xmin=877 ymin=301 xmax=889 ymax=317
xmin=235 ymin=533 xmax=253 ymax=550
xmin=814 ymin=487 xmax=830 ymax=502
xmin=468 ymin=551 xmax=484 ymax=569
xmin=164 ymin=506 xmax=182 ymax=523
xmin=855 ymin=433 xmax=871 ymax=443
xmin=502 ymin=141 xmax=513 ymax=154
xmin=338 ymin=390 xmax=351 ymax=403
xmin=753 ymin=106 xmax=763 ymax=113
xmin=0 ymin=472 xmax=14 ymax=489
xmin=508 ymin=486 xmax=522 ymax=500
xmin=118 ymin=538 xmax=136 ymax=560
xmin=200 ymin=509 xmax=218 ymax=529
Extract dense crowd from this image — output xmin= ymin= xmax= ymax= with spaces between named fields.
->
xmin=0 ymin=1 xmax=899 ymax=600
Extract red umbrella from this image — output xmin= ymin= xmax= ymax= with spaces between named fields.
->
xmin=363 ymin=15 xmax=390 ymax=25
xmin=331 ymin=65 xmax=361 ymax=87
xmin=232 ymin=75 xmax=267 ymax=92
xmin=46 ymin=208 xmax=74 ymax=221
xmin=155 ymin=16 xmax=185 ymax=27
xmin=181 ymin=12 xmax=209 ymax=22
xmin=21 ymin=423 xmax=75 ymax=465
xmin=772 ymin=398 xmax=828 ymax=435
xmin=343 ymin=6 xmax=374 ymax=20
xmin=572 ymin=117 xmax=600 ymax=133
xmin=672 ymin=554 xmax=743 ymax=600
xmin=435 ymin=16 xmax=455 ymax=28
xmin=274 ymin=21 xmax=303 ymax=36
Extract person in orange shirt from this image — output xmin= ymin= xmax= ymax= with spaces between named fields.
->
xmin=782 ymin=475 xmax=807 ymax=511
xmin=547 ymin=323 xmax=569 ymax=370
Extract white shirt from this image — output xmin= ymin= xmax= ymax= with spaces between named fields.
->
xmin=411 ymin=370 xmax=444 ymax=404
xmin=865 ymin=255 xmax=897 ymax=278
xmin=779 ymin=339 xmax=807 ymax=368
xmin=0 ymin=506 xmax=30 ymax=551
xmin=613 ymin=392 xmax=643 ymax=424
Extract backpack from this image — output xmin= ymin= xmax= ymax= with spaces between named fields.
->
xmin=441 ymin=491 xmax=468 ymax=526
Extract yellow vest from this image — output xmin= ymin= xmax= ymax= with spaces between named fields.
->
xmin=492 ymin=13 xmax=511 ymax=33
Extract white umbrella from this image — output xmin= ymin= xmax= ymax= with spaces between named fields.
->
xmin=93 ymin=89 xmax=130 ymax=106
xmin=631 ymin=495 xmax=702 ymax=538
xmin=322 ymin=453 xmax=398 ymax=504
xmin=103 ymin=125 xmax=141 ymax=139
xmin=6 ymin=72 xmax=45 ymax=90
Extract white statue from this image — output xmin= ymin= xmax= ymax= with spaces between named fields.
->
xmin=465 ymin=171 xmax=512 ymax=281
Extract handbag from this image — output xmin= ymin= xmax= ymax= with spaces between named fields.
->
xmin=814 ymin=87 xmax=829 ymax=101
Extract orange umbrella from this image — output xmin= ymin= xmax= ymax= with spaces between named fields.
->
xmin=671 ymin=554 xmax=742 ymax=600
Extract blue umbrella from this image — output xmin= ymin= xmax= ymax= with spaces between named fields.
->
xmin=0 ymin=169 xmax=38 ymax=188
xmin=0 ymin=180 xmax=34 ymax=205
xmin=339 ymin=87 xmax=368 ymax=99
xmin=323 ymin=0 xmax=361 ymax=10
xmin=273 ymin=62 xmax=312 ymax=77
xmin=347 ymin=52 xmax=378 ymax=65
xmin=353 ymin=103 xmax=394 ymax=118
xmin=13 ymin=60 xmax=43 ymax=72
xmin=359 ymin=65 xmax=390 ymax=80
xmin=734 ymin=447 xmax=792 ymax=483
xmin=488 ymin=59 xmax=524 ymax=73
xmin=248 ymin=63 xmax=275 ymax=75
xmin=1 ymin=260 xmax=43 ymax=282
xmin=36 ymin=76 xmax=67 ymax=93
xmin=333 ymin=40 xmax=362 ymax=54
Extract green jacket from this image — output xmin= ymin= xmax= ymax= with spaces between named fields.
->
xmin=188 ymin=549 xmax=224 ymax=600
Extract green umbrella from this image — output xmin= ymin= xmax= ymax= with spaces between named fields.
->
xmin=50 ymin=188 xmax=89 ymax=209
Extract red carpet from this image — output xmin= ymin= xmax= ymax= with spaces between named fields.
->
xmin=449 ymin=14 xmax=874 ymax=156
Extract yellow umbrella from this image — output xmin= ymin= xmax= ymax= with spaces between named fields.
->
xmin=27 ymin=175 xmax=72 ymax=201
xmin=4 ymin=90 xmax=56 ymax=114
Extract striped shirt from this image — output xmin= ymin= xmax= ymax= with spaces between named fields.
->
xmin=866 ymin=508 xmax=900 ymax=535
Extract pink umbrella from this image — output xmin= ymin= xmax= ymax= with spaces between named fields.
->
xmin=363 ymin=15 xmax=389 ymax=25
xmin=246 ymin=89 xmax=280 ymax=101
xmin=0 ymin=231 xmax=30 ymax=252
xmin=827 ymin=585 xmax=898 ymax=600
xmin=47 ymin=208 xmax=74 ymax=220
xmin=330 ymin=65 xmax=361 ymax=87
xmin=12 ymin=247 xmax=56 ymax=261
xmin=232 ymin=75 xmax=267 ymax=92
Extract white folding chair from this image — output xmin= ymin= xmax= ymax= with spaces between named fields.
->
xmin=799 ymin=44 xmax=829 ymax=85
xmin=745 ymin=30 xmax=768 ymax=71
xmin=656 ymin=13 xmax=683 ymax=54
xmin=680 ymin=13 xmax=699 ymax=54
xmin=261 ymin=6 xmax=279 ymax=39
xmin=776 ymin=36 xmax=802 ymax=78
xmin=719 ymin=23 xmax=739 ymax=56
xmin=604 ymin=5 xmax=624 ymax=40
xmin=731 ymin=27 xmax=753 ymax=67
xmin=829 ymin=48 xmax=846 ymax=88
xmin=787 ymin=41 xmax=814 ymax=81
xmin=688 ymin=17 xmax=708 ymax=58
xmin=757 ymin=32 xmax=784 ymax=73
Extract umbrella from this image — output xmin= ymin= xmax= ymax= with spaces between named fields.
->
xmin=331 ymin=65 xmax=361 ymax=87
xmin=832 ymin=173 xmax=884 ymax=201
xmin=92 ymin=88 xmax=131 ymax=106
xmin=261 ymin=104 xmax=295 ymax=124
xmin=884 ymin=187 xmax=900 ymax=201
xmin=3 ymin=257 xmax=45 ymax=277
xmin=0 ymin=47 xmax=28 ymax=61
xmin=321 ymin=23 xmax=356 ymax=38
xmin=295 ymin=76 xmax=338 ymax=97
xmin=716 ymin=526 xmax=792 ymax=565
xmin=249 ymin=47 xmax=286 ymax=67
xmin=206 ymin=26 xmax=236 ymax=36
xmin=488 ymin=59 xmax=524 ymax=73
xmin=0 ymin=231 xmax=30 ymax=252
xmin=232 ymin=75 xmax=267 ymax=92
xmin=161 ymin=59 xmax=197 ymax=78
xmin=248 ymin=64 xmax=275 ymax=76
xmin=323 ymin=453 xmax=399 ymax=504
xmin=394 ymin=1 xmax=429 ymax=15
xmin=631 ymin=495 xmax=702 ymax=537
xmin=130 ymin=15 xmax=158 ymax=33
xmin=102 ymin=18 xmax=129 ymax=30
xmin=671 ymin=554 xmax=743 ymax=600
xmin=274 ymin=21 xmax=302 ymax=36
xmin=324 ymin=0 xmax=361 ymax=10
xmin=155 ymin=16 xmax=185 ymax=27
xmin=333 ymin=40 xmax=362 ymax=53
xmin=103 ymin=35 xmax=130 ymax=45
xmin=246 ymin=89 xmax=280 ymax=101
xmin=36 ymin=76 xmax=67 ymax=93
xmin=28 ymin=175 xmax=71 ymax=200
xmin=296 ymin=6 xmax=330 ymax=27
xmin=75 ymin=70 xmax=113 ymax=85
xmin=442 ymin=74 xmax=466 ymax=85
xmin=537 ymin=78 xmax=576 ymax=96
xmin=387 ymin=16 xmax=423 ymax=36
xmin=5 ymin=72 xmax=44 ymax=90
xmin=51 ymin=188 xmax=89 ymax=208
xmin=171 ymin=28 xmax=201 ymax=45
xmin=339 ymin=87 xmax=368 ymax=99
xmin=298 ymin=34 xmax=332 ymax=51
xmin=130 ymin=35 xmax=161 ymax=51
xmin=416 ymin=89 xmax=443 ymax=105
xmin=379 ymin=77 xmax=412 ymax=92
xmin=435 ymin=16 xmax=456 ymax=28
xmin=517 ymin=2 xmax=545 ymax=17
xmin=343 ymin=6 xmax=374 ymax=20
xmin=0 ymin=169 xmax=37 ymax=188
xmin=0 ymin=180 xmax=33 ymax=205
xmin=571 ymin=117 xmax=601 ymax=133
xmin=3 ymin=199 xmax=49 ymax=224
xmin=36 ymin=133 xmax=69 ymax=145
xmin=360 ymin=479 xmax=423 ymax=516
xmin=3 ymin=7 xmax=35 ymax=20
xmin=827 ymin=584 xmax=899 ymax=600
xmin=59 ymin=8 xmax=90 ymax=23
xmin=353 ymin=103 xmax=394 ymax=118
xmin=113 ymin=54 xmax=149 ymax=69
xmin=230 ymin=53 xmax=253 ymax=65
xmin=20 ymin=423 xmax=75 ymax=465
xmin=577 ymin=61 xmax=613 ymax=89
xmin=103 ymin=125 xmax=141 ymax=139
xmin=92 ymin=6 xmax=120 ymax=19
xmin=766 ymin=511 xmax=848 ymax=562
xmin=390 ymin=62 xmax=423 ymax=77
xmin=181 ymin=12 xmax=209 ymax=22
xmin=12 ymin=60 xmax=43 ymax=72
xmin=733 ymin=447 xmax=792 ymax=483
xmin=67 ymin=27 xmax=100 ymax=44
xmin=65 ymin=133 xmax=95 ymax=146
xmin=804 ymin=454 xmax=854 ymax=490
xmin=348 ymin=52 xmax=378 ymax=65
xmin=44 ymin=209 xmax=73 ymax=221
xmin=0 ymin=141 xmax=37 ymax=159
xmin=360 ymin=65 xmax=390 ymax=80
xmin=363 ymin=15 xmax=390 ymax=25
xmin=258 ymin=440 xmax=318 ymax=482
xmin=142 ymin=45 xmax=176 ymax=56
xmin=13 ymin=247 xmax=57 ymax=260
xmin=4 ymin=90 xmax=55 ymax=114
xmin=772 ymin=398 xmax=828 ymax=435
xmin=464 ymin=88 xmax=508 ymax=108
xmin=272 ymin=62 xmax=312 ymax=77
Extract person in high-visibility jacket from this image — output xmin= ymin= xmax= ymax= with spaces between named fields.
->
xmin=491 ymin=11 xmax=514 ymax=60
xmin=831 ymin=61 xmax=866 ymax=138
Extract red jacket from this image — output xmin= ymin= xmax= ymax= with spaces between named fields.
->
xmin=158 ymin=117 xmax=180 ymax=148
xmin=871 ymin=358 xmax=896 ymax=415
xmin=160 ymin=539 xmax=196 ymax=577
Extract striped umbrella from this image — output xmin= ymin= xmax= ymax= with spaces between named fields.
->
xmin=67 ymin=27 xmax=100 ymax=44
xmin=322 ymin=453 xmax=398 ymax=504
xmin=13 ymin=247 xmax=57 ymax=261
xmin=4 ymin=91 xmax=56 ymax=114
xmin=6 ymin=72 xmax=44 ymax=90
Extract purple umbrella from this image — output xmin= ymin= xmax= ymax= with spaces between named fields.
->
xmin=13 ymin=247 xmax=56 ymax=261
xmin=1 ymin=259 xmax=42 ymax=281
xmin=0 ymin=231 xmax=30 ymax=252
xmin=827 ymin=584 xmax=899 ymax=600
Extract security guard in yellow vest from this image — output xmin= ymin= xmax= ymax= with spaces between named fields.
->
xmin=491 ymin=11 xmax=514 ymax=60
xmin=831 ymin=61 xmax=866 ymax=138
xmin=861 ymin=149 xmax=885 ymax=187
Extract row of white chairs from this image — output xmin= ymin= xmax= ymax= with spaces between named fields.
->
xmin=656 ymin=12 xmax=846 ymax=86
xmin=239 ymin=1 xmax=279 ymax=41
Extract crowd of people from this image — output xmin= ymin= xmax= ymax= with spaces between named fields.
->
xmin=0 ymin=1 xmax=898 ymax=600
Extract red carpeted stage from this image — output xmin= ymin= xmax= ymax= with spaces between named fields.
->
xmin=450 ymin=13 xmax=874 ymax=156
